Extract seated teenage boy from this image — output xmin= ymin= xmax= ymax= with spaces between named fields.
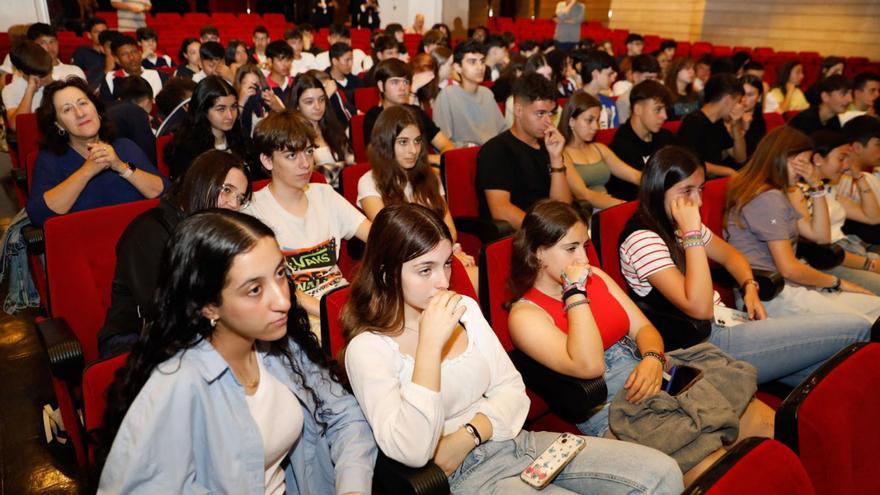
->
xmin=191 ymin=41 xmax=233 ymax=84
xmin=263 ymin=40 xmax=294 ymax=104
xmin=136 ymin=27 xmax=173 ymax=69
xmin=476 ymin=73 xmax=572 ymax=230
xmin=73 ymin=17 xmax=110 ymax=91
xmin=100 ymin=34 xmax=165 ymax=102
xmin=841 ymin=115 xmax=880 ymax=244
xmin=2 ymin=41 xmax=54 ymax=131
xmin=789 ymin=75 xmax=853 ymax=135
xmin=676 ymin=73 xmax=743 ymax=176
xmin=27 ymin=23 xmax=87 ymax=82
xmin=244 ymin=109 xmax=371 ymax=337
xmin=576 ymin=49 xmax=619 ymax=128
xmin=363 ymin=59 xmax=454 ymax=165
xmin=608 ymin=79 xmax=676 ymax=200
xmin=432 ymin=39 xmax=508 ymax=147
xmin=326 ymin=42 xmax=362 ymax=113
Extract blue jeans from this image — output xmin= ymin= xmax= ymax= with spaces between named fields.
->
xmin=448 ymin=430 xmax=683 ymax=494
xmin=576 ymin=339 xmax=641 ymax=437
xmin=708 ymin=311 xmax=870 ymax=387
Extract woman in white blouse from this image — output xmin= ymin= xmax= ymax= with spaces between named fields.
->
xmin=342 ymin=203 xmax=683 ymax=494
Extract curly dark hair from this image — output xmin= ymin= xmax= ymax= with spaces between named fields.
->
xmin=37 ymin=77 xmax=115 ymax=155
xmin=95 ymin=210 xmax=347 ymax=471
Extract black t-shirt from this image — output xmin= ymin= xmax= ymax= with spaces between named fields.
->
xmin=677 ymin=109 xmax=734 ymax=165
xmin=363 ymin=104 xmax=441 ymax=147
xmin=788 ymin=106 xmax=842 ymax=136
xmin=608 ymin=120 xmax=677 ymax=200
xmin=476 ymin=130 xmax=551 ymax=218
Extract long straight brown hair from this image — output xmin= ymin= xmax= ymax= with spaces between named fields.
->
xmin=726 ymin=126 xmax=813 ymax=227
xmin=341 ymin=204 xmax=452 ymax=356
xmin=367 ymin=105 xmax=446 ymax=219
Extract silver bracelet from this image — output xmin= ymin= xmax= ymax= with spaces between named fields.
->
xmin=564 ymin=298 xmax=590 ymax=312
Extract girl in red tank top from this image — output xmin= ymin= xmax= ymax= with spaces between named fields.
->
xmin=507 ymin=200 xmax=669 ymax=439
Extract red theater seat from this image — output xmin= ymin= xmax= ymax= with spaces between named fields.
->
xmin=684 ymin=437 xmax=815 ymax=494
xmin=776 ymin=343 xmax=880 ymax=495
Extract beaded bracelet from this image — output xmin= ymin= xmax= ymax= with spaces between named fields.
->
xmin=564 ymin=298 xmax=591 ymax=312
xmin=680 ymin=229 xmax=702 ymax=238
xmin=682 ymin=239 xmax=705 ymax=249
xmin=809 ymin=188 xmax=827 ymax=199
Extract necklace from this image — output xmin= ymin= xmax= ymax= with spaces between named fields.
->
xmin=234 ymin=348 xmax=260 ymax=390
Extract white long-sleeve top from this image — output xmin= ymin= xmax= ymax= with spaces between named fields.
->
xmin=345 ymin=296 xmax=529 ymax=467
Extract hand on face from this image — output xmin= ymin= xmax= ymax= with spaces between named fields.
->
xmin=669 ymin=196 xmax=702 ymax=232
xmin=790 ymin=154 xmax=819 ymax=185
xmin=562 ymin=260 xmax=591 ymax=287
xmin=418 ymin=290 xmax=466 ymax=348
xmin=544 ymin=125 xmax=565 ymax=159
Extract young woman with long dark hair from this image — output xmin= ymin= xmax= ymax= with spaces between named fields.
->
xmin=557 ymin=91 xmax=642 ymax=210
xmin=164 ymin=75 xmax=246 ymax=178
xmin=342 ymin=203 xmax=683 ymax=494
xmin=288 ymin=71 xmax=353 ymax=188
xmin=359 ymin=105 xmax=476 ymax=287
xmin=97 ymin=210 xmax=376 ymax=494
xmin=98 ymin=150 xmax=252 ymax=358
xmin=739 ymin=74 xmax=767 ymax=156
xmin=618 ymin=145 xmax=869 ymax=386
xmin=765 ymin=61 xmax=808 ymax=113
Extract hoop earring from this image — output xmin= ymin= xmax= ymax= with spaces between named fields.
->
xmin=56 ymin=126 xmax=66 ymax=136
xmin=209 ymin=317 xmax=218 ymax=327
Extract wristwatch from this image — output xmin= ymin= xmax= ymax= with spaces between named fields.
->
xmin=549 ymin=165 xmax=566 ymax=174
xmin=118 ymin=162 xmax=135 ymax=179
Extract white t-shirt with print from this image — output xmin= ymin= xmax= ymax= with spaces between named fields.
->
xmin=356 ymin=170 xmax=446 ymax=210
xmin=244 ymin=184 xmax=366 ymax=298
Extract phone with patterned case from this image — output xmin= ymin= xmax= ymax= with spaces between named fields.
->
xmin=520 ymin=433 xmax=586 ymax=489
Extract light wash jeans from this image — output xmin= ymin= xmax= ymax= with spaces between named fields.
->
xmin=825 ymin=264 xmax=880 ymax=295
xmin=708 ymin=312 xmax=870 ymax=388
xmin=447 ymin=430 xmax=683 ymax=494
xmin=761 ymin=283 xmax=880 ymax=324
xmin=576 ymin=338 xmax=641 ymax=438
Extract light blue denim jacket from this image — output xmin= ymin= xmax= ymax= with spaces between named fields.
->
xmin=98 ymin=338 xmax=377 ymax=494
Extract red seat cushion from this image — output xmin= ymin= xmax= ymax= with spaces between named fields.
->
xmin=695 ymin=438 xmax=815 ymax=494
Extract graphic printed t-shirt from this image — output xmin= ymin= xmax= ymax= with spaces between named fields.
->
xmin=244 ymin=184 xmax=366 ymax=298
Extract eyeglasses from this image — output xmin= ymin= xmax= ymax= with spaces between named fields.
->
xmin=219 ymin=183 xmax=249 ymax=208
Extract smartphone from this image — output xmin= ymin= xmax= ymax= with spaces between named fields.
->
xmin=662 ymin=365 xmax=703 ymax=396
xmin=713 ymin=304 xmax=749 ymax=327
xmin=520 ymin=433 xmax=586 ymax=489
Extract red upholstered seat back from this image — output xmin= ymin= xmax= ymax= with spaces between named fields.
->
xmin=788 ymin=343 xmax=880 ymax=494
xmin=15 ymin=113 xmax=40 ymax=168
xmin=82 ymin=353 xmax=129 ymax=432
xmin=701 ymin=177 xmax=731 ymax=237
xmin=687 ymin=438 xmax=815 ymax=494
xmin=591 ymin=201 xmax=639 ymax=291
xmin=321 ymin=256 xmax=477 ymax=358
xmin=341 ymin=163 xmax=371 ymax=209
xmin=441 ymin=146 xmax=481 ymax=219
xmin=764 ymin=112 xmax=786 ymax=131
xmin=155 ymin=134 xmax=173 ymax=177
xmin=354 ymin=87 xmax=380 ymax=114
xmin=595 ymin=128 xmax=616 ymax=145
xmin=662 ymin=120 xmax=682 ymax=134
xmin=44 ymin=199 xmax=159 ymax=363
xmin=350 ymin=114 xmax=368 ymax=163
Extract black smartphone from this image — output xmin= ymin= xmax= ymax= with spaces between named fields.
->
xmin=662 ymin=365 xmax=703 ymax=396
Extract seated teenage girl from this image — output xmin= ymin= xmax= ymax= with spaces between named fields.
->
xmin=358 ymin=105 xmax=477 ymax=289
xmin=98 ymin=210 xmax=376 ymax=494
xmin=618 ymin=145 xmax=870 ymax=386
xmin=343 ymin=203 xmax=684 ymax=494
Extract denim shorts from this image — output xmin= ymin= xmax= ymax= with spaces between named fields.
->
xmin=576 ymin=337 xmax=642 ymax=437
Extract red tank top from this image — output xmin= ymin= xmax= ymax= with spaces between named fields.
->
xmin=523 ymin=274 xmax=629 ymax=350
